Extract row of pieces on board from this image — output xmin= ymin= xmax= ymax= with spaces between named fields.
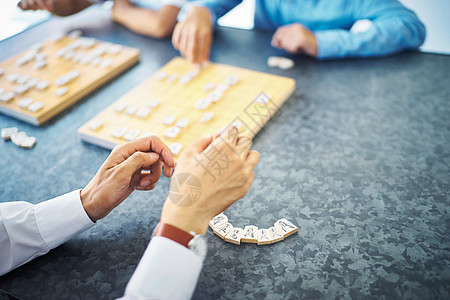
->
xmin=209 ymin=213 xmax=298 ymax=245
xmin=1 ymin=127 xmax=36 ymax=149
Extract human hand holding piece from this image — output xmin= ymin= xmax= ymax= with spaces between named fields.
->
xmin=271 ymin=23 xmax=318 ymax=57
xmin=160 ymin=125 xmax=260 ymax=235
xmin=81 ymin=136 xmax=175 ymax=222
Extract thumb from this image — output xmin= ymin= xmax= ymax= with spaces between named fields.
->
xmin=186 ymin=134 xmax=213 ymax=155
xmin=121 ymin=152 xmax=160 ymax=174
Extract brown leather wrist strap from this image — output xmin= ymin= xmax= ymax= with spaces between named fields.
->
xmin=153 ymin=223 xmax=194 ymax=248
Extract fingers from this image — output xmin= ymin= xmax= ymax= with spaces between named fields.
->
xmin=245 ymin=150 xmax=260 ymax=171
xmin=184 ymin=134 xmax=213 ymax=155
xmin=236 ymin=136 xmax=252 ymax=158
xmin=220 ymin=124 xmax=239 ymax=146
xmin=122 ymin=152 xmax=160 ymax=174
xmin=172 ymin=23 xmax=181 ymax=50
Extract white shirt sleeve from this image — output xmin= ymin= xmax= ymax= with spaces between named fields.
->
xmin=0 ymin=190 xmax=94 ymax=276
xmin=120 ymin=236 xmax=204 ymax=300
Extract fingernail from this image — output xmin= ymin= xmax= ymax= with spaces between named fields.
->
xmin=149 ymin=153 xmax=159 ymax=160
xmin=141 ymin=180 xmax=151 ymax=187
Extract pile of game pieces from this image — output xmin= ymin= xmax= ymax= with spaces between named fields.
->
xmin=209 ymin=213 xmax=298 ymax=245
xmin=1 ymin=127 xmax=36 ymax=149
xmin=267 ymin=56 xmax=295 ymax=70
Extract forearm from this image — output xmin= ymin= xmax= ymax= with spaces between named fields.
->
xmin=113 ymin=4 xmax=180 ymax=38
xmin=49 ymin=0 xmax=92 ymax=16
xmin=179 ymin=0 xmax=241 ymax=23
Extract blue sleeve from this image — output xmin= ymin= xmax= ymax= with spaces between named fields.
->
xmin=179 ymin=0 xmax=242 ymax=23
xmin=315 ymin=0 xmax=426 ymax=59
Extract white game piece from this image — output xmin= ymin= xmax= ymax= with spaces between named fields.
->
xmin=278 ymin=57 xmax=295 ymax=70
xmin=113 ymin=103 xmax=127 ymax=112
xmin=0 ymin=68 xmax=4 ymax=76
xmin=254 ymin=92 xmax=271 ymax=105
xmin=274 ymin=218 xmax=298 ymax=238
xmin=178 ymin=75 xmax=192 ymax=85
xmin=55 ymin=75 xmax=69 ymax=86
xmin=7 ymin=73 xmax=20 ymax=83
xmin=100 ymin=59 xmax=112 ymax=68
xmin=72 ymin=52 xmax=83 ymax=63
xmin=18 ymin=98 xmax=34 ymax=108
xmin=10 ymin=131 xmax=27 ymax=147
xmin=225 ymin=74 xmax=240 ymax=86
xmin=175 ymin=118 xmax=189 ymax=128
xmin=215 ymin=83 xmax=228 ymax=92
xmin=186 ymin=69 xmax=200 ymax=78
xmin=162 ymin=115 xmax=176 ymax=125
xmin=156 ymin=71 xmax=168 ymax=80
xmin=213 ymin=222 xmax=234 ymax=239
xmin=231 ymin=120 xmax=242 ymax=130
xmin=257 ymin=228 xmax=272 ymax=245
xmin=79 ymin=37 xmax=96 ymax=49
xmin=16 ymin=56 xmax=30 ymax=66
xmin=80 ymin=54 xmax=93 ymax=65
xmin=168 ymin=142 xmax=182 ymax=155
xmin=0 ymin=92 xmax=14 ymax=102
xmin=135 ymin=107 xmax=151 ymax=118
xmin=28 ymin=101 xmax=43 ymax=112
xmin=30 ymin=42 xmax=42 ymax=52
xmin=107 ymin=44 xmax=122 ymax=55
xmin=111 ymin=126 xmax=128 ymax=138
xmin=167 ymin=74 xmax=178 ymax=83
xmin=123 ymin=129 xmax=141 ymax=141
xmin=63 ymin=51 xmax=74 ymax=60
xmin=88 ymin=119 xmax=103 ymax=131
xmin=68 ymin=30 xmax=82 ymax=38
xmin=51 ymin=33 xmax=64 ymax=42
xmin=139 ymin=132 xmax=155 ymax=139
xmin=17 ymin=75 xmax=30 ymax=85
xmin=163 ymin=126 xmax=180 ymax=138
xmin=200 ymin=112 xmax=214 ymax=123
xmin=36 ymin=81 xmax=49 ymax=90
xmin=13 ymin=85 xmax=29 ymax=95
xmin=241 ymin=225 xmax=258 ymax=243
xmin=90 ymin=57 xmax=101 ymax=67
xmin=55 ymin=87 xmax=68 ymax=97
xmin=68 ymin=70 xmax=81 ymax=80
xmin=125 ymin=105 xmax=137 ymax=115
xmin=56 ymin=49 xmax=66 ymax=58
xmin=1 ymin=127 xmax=18 ymax=141
xmin=268 ymin=227 xmax=284 ymax=243
xmin=209 ymin=213 xmax=228 ymax=229
xmin=35 ymin=53 xmax=47 ymax=61
xmin=195 ymin=98 xmax=211 ymax=110
xmin=267 ymin=56 xmax=281 ymax=67
xmin=20 ymin=136 xmax=36 ymax=149
xmin=147 ymin=99 xmax=160 ymax=108
xmin=203 ymin=82 xmax=215 ymax=92
xmin=26 ymin=78 xmax=39 ymax=88
xmin=208 ymin=90 xmax=223 ymax=103
xmin=0 ymin=88 xmax=4 ymax=94
xmin=225 ymin=228 xmax=244 ymax=245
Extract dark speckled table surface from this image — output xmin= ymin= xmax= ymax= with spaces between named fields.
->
xmin=0 ymin=5 xmax=449 ymax=300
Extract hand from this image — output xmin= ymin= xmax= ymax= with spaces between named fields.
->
xmin=172 ymin=6 xmax=213 ymax=66
xmin=17 ymin=0 xmax=53 ymax=11
xmin=81 ymin=136 xmax=175 ymax=222
xmin=160 ymin=126 xmax=260 ymax=234
xmin=271 ymin=23 xmax=318 ymax=57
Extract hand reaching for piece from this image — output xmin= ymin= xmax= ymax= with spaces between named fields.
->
xmin=271 ymin=23 xmax=318 ymax=57
xmin=17 ymin=0 xmax=53 ymax=11
xmin=81 ymin=136 xmax=175 ymax=222
xmin=160 ymin=126 xmax=260 ymax=234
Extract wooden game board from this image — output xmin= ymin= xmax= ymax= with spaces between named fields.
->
xmin=0 ymin=33 xmax=139 ymax=125
xmin=78 ymin=57 xmax=295 ymax=157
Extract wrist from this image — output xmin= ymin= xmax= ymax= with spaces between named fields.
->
xmin=161 ymin=201 xmax=210 ymax=234
xmin=80 ymin=180 xmax=102 ymax=222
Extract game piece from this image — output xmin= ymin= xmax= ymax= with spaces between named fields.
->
xmin=167 ymin=74 xmax=178 ymax=82
xmin=63 ymin=51 xmax=74 ymax=60
xmin=254 ymin=92 xmax=271 ymax=105
xmin=268 ymin=227 xmax=284 ymax=243
xmin=17 ymin=75 xmax=30 ymax=85
xmin=231 ymin=120 xmax=242 ymax=130
xmin=78 ymin=57 xmax=295 ymax=156
xmin=147 ymin=99 xmax=160 ymax=108
xmin=51 ymin=33 xmax=64 ymax=42
xmin=178 ymin=75 xmax=192 ymax=85
xmin=7 ymin=73 xmax=20 ymax=83
xmin=55 ymin=87 xmax=68 ymax=97
xmin=13 ymin=85 xmax=29 ymax=95
xmin=213 ymin=222 xmax=234 ymax=239
xmin=0 ymin=88 xmax=4 ymax=94
xmin=36 ymin=81 xmax=49 ymax=90
xmin=1 ymin=127 xmax=18 ymax=140
xmin=267 ymin=56 xmax=280 ymax=67
xmin=28 ymin=101 xmax=43 ymax=112
xmin=88 ymin=119 xmax=103 ymax=131
xmin=241 ymin=225 xmax=258 ymax=243
xmin=186 ymin=69 xmax=200 ymax=78
xmin=209 ymin=213 xmax=228 ymax=229
xmin=20 ymin=136 xmax=36 ymax=149
xmin=18 ymin=98 xmax=33 ymax=108
xmin=90 ymin=57 xmax=101 ymax=67
xmin=0 ymin=92 xmax=14 ymax=102
xmin=257 ymin=228 xmax=272 ymax=245
xmin=136 ymin=107 xmax=150 ymax=118
xmin=168 ymin=142 xmax=182 ymax=155
xmin=278 ymin=58 xmax=295 ymax=70
xmin=203 ymin=82 xmax=215 ymax=91
xmin=111 ymin=126 xmax=128 ymax=138
xmin=195 ymin=98 xmax=211 ymax=110
xmin=100 ymin=59 xmax=112 ymax=69
xmin=139 ymin=132 xmax=155 ymax=138
xmin=162 ymin=115 xmax=176 ymax=125
xmin=175 ymin=118 xmax=189 ymax=128
xmin=125 ymin=105 xmax=137 ymax=115
xmin=114 ymin=103 xmax=127 ymax=112
xmin=68 ymin=30 xmax=82 ymax=38
xmin=123 ymin=129 xmax=141 ymax=141
xmin=26 ymin=78 xmax=39 ymax=88
xmin=274 ymin=218 xmax=298 ymax=238
xmin=10 ymin=131 xmax=27 ymax=147
xmin=200 ymin=112 xmax=214 ymax=123
xmin=215 ymin=83 xmax=228 ymax=92
xmin=34 ymin=60 xmax=47 ymax=70
xmin=107 ymin=44 xmax=122 ymax=55
xmin=163 ymin=126 xmax=180 ymax=138
xmin=225 ymin=227 xmax=244 ymax=245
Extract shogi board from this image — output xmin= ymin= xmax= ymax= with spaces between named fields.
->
xmin=78 ymin=57 xmax=295 ymax=157
xmin=0 ymin=34 xmax=139 ymax=125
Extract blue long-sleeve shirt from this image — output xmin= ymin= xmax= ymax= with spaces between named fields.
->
xmin=181 ymin=0 xmax=426 ymax=59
